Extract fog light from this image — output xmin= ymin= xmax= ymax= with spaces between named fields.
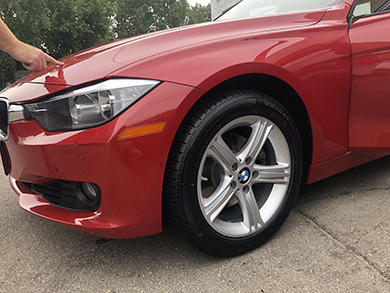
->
xmin=78 ymin=182 xmax=101 ymax=206
xmin=22 ymin=180 xmax=101 ymax=212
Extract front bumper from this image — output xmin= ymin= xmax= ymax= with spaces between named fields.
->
xmin=2 ymin=82 xmax=204 ymax=239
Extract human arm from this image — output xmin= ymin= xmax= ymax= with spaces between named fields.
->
xmin=0 ymin=18 xmax=63 ymax=71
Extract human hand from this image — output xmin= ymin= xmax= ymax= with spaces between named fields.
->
xmin=10 ymin=42 xmax=64 ymax=72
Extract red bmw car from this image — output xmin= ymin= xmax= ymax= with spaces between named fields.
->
xmin=1 ymin=0 xmax=389 ymax=256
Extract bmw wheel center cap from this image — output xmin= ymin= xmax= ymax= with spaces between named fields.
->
xmin=239 ymin=169 xmax=250 ymax=184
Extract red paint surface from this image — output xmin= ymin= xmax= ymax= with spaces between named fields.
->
xmin=3 ymin=1 xmax=390 ymax=238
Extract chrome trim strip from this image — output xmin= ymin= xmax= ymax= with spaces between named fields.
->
xmin=9 ymin=104 xmax=24 ymax=122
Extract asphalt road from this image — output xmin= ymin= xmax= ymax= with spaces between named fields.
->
xmin=1 ymin=156 xmax=390 ymax=292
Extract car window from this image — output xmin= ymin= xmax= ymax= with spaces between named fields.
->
xmin=217 ymin=0 xmax=343 ymax=20
xmin=350 ymin=0 xmax=390 ymax=24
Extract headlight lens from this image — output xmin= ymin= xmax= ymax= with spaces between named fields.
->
xmin=24 ymin=79 xmax=160 ymax=131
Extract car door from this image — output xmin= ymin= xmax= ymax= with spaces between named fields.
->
xmin=348 ymin=0 xmax=390 ymax=151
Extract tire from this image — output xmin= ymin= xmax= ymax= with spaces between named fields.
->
xmin=163 ymin=90 xmax=302 ymax=256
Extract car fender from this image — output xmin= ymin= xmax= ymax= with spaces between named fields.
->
xmin=110 ymin=18 xmax=351 ymax=165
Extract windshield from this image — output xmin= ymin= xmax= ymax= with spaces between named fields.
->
xmin=217 ymin=0 xmax=343 ymax=20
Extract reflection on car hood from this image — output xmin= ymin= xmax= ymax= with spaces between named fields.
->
xmin=2 ymin=9 xmax=326 ymax=103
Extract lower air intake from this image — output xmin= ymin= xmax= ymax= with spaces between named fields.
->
xmin=22 ymin=180 xmax=101 ymax=212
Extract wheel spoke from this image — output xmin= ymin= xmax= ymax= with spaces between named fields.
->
xmin=208 ymin=135 xmax=238 ymax=172
xmin=253 ymin=163 xmax=290 ymax=184
xmin=203 ymin=177 xmax=235 ymax=223
xmin=239 ymin=119 xmax=273 ymax=162
xmin=236 ymin=189 xmax=264 ymax=232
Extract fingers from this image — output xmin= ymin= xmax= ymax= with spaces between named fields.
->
xmin=22 ymin=54 xmax=46 ymax=71
xmin=22 ymin=51 xmax=63 ymax=72
xmin=22 ymin=62 xmax=34 ymax=71
xmin=44 ymin=53 xmax=64 ymax=66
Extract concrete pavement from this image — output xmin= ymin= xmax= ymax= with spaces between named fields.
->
xmin=1 ymin=156 xmax=390 ymax=292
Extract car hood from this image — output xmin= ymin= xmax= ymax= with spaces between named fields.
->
xmin=2 ymin=8 xmax=327 ymax=103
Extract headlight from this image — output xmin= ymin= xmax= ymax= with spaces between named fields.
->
xmin=23 ymin=79 xmax=160 ymax=131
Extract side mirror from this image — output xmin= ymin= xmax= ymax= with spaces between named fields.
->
xmin=350 ymin=2 xmax=372 ymax=25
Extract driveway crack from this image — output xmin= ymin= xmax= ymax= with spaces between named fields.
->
xmin=294 ymin=209 xmax=390 ymax=283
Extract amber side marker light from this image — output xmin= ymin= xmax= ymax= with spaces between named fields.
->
xmin=117 ymin=121 xmax=166 ymax=141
